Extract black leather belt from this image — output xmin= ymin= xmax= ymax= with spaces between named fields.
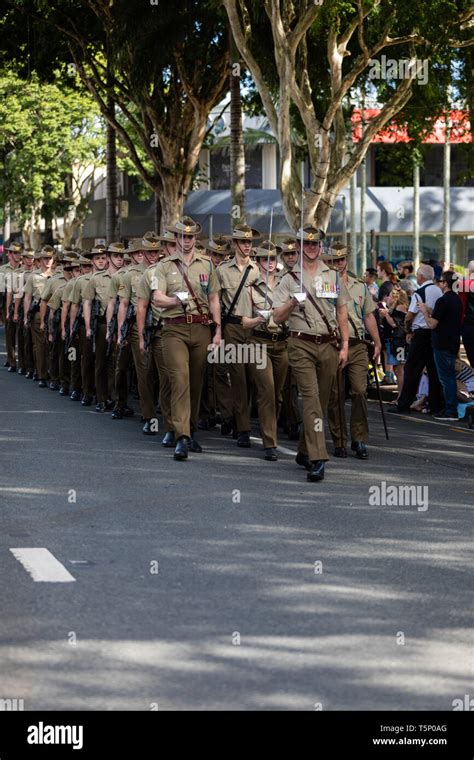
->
xmin=223 ymin=315 xmax=243 ymax=325
xmin=253 ymin=330 xmax=288 ymax=343
xmin=289 ymin=331 xmax=338 ymax=345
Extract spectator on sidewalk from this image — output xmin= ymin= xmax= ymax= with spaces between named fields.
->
xmin=388 ymin=264 xmax=444 ymax=415
xmin=458 ymin=260 xmax=474 ymax=368
xmin=377 ymin=262 xmax=397 ymax=302
xmin=418 ymin=270 xmax=463 ymax=421
xmin=364 ymin=268 xmax=379 ymax=301
xmin=378 ymin=287 xmax=409 ymax=401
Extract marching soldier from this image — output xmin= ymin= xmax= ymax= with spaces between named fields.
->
xmin=217 ymin=223 xmax=261 ymax=445
xmin=3 ymin=241 xmax=23 ymax=371
xmin=83 ymin=243 xmax=124 ymax=412
xmin=198 ymin=236 xmax=233 ymax=430
xmin=152 ymin=216 xmax=221 ymax=460
xmin=40 ymin=251 xmax=67 ymax=390
xmin=69 ymin=247 xmax=102 ymax=405
xmin=246 ymin=240 xmax=290 ymax=460
xmin=46 ymin=256 xmax=81 ymax=396
xmin=23 ymin=246 xmax=55 ymax=387
xmin=136 ymin=234 xmax=175 ymax=444
xmin=273 ymin=226 xmax=350 ymax=482
xmin=14 ymin=248 xmax=35 ymax=376
xmin=324 ymin=243 xmax=381 ymax=459
xmin=278 ymin=238 xmax=301 ymax=440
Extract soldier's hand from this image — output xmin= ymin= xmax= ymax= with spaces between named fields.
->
xmin=86 ymin=328 xmax=92 ymax=339
xmin=139 ymin=339 xmax=145 ymax=355
xmin=62 ymin=330 xmax=66 ymax=341
xmin=373 ymin=343 xmax=382 ymax=363
xmin=48 ymin=334 xmax=53 ymax=343
xmin=339 ymin=345 xmax=349 ymax=369
xmin=13 ymin=314 xmax=18 ymax=323
xmin=40 ymin=322 xmax=45 ymax=332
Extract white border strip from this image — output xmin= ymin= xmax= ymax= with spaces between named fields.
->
xmin=10 ymin=548 xmax=76 ymax=583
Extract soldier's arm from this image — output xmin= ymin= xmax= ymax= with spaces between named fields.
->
xmin=136 ymin=298 xmax=147 ymax=353
xmin=364 ymin=312 xmax=382 ymax=362
xmin=336 ymin=303 xmax=349 ymax=369
xmin=117 ymin=296 xmax=130 ymax=340
xmin=106 ymin=296 xmax=116 ymax=327
xmin=23 ymin=292 xmax=32 ymax=324
xmin=70 ymin=302 xmax=78 ymax=326
xmin=83 ymin=299 xmax=92 ymax=336
xmin=61 ymin=302 xmax=69 ymax=339
xmin=39 ymin=299 xmax=48 ymax=330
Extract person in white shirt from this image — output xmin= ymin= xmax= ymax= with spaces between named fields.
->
xmin=388 ymin=265 xmax=444 ymax=415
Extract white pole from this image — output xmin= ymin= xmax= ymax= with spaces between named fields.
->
xmin=443 ymin=121 xmax=451 ymax=265
xmin=300 ymin=187 xmax=304 ymax=292
xmin=360 ymin=160 xmax=367 ymax=275
xmin=350 ymin=173 xmax=357 ymax=269
xmin=413 ymin=162 xmax=420 ymax=270
xmin=209 ymin=214 xmax=213 ymax=243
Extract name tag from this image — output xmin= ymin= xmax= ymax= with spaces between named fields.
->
xmin=314 ymin=276 xmax=340 ymax=299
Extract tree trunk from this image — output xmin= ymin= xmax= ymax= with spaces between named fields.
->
xmin=154 ymin=192 xmax=162 ymax=233
xmin=229 ymin=26 xmax=246 ymax=225
xmin=106 ymin=90 xmax=118 ymax=244
xmin=3 ymin=204 xmax=10 ymax=249
xmin=160 ymin=176 xmax=182 ymax=228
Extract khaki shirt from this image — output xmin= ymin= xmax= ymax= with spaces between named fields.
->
xmin=107 ymin=268 xmax=127 ymax=300
xmin=0 ymin=263 xmax=15 ymax=295
xmin=136 ymin=265 xmax=163 ymax=327
xmin=273 ymin=261 xmax=350 ymax=335
xmin=70 ymin=273 xmax=93 ymax=306
xmin=152 ymin=253 xmax=219 ymax=319
xmin=117 ymin=263 xmax=146 ymax=309
xmin=48 ymin=280 xmax=69 ymax=311
xmin=250 ymin=276 xmax=285 ymax=335
xmin=345 ymin=274 xmax=376 ymax=338
xmin=217 ymin=257 xmax=260 ymax=318
xmin=83 ymin=271 xmax=113 ymax=316
xmin=24 ymin=271 xmax=52 ymax=301
xmin=41 ymin=273 xmax=67 ymax=304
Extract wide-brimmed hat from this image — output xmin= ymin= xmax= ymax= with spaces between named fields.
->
xmin=21 ymin=248 xmax=35 ymax=259
xmin=205 ymin=236 xmax=230 ymax=255
xmin=165 ymin=217 xmax=202 ymax=236
xmin=322 ymin=242 xmax=352 ymax=261
xmin=230 ymin=224 xmax=261 ymax=241
xmin=157 ymin=231 xmax=177 ymax=244
xmin=6 ymin=241 xmax=23 ymax=254
xmin=280 ymin=238 xmax=298 ymax=254
xmin=140 ymin=232 xmax=162 ymax=251
xmin=124 ymin=238 xmax=147 ymax=255
xmin=78 ymin=255 xmax=93 ymax=265
xmin=296 ymin=226 xmax=326 ymax=242
xmin=108 ymin=242 xmax=125 ymax=254
xmin=35 ymin=245 xmax=55 ymax=259
xmin=253 ymin=240 xmax=282 ymax=258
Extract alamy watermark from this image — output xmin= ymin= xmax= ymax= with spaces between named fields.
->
xmin=368 ymin=55 xmax=429 ymax=86
xmin=369 ymin=481 xmax=428 ymax=512
xmin=207 ymin=340 xmax=267 ymax=370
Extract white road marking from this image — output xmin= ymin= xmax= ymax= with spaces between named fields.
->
xmin=10 ymin=548 xmax=76 ymax=583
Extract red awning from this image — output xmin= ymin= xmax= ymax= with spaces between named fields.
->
xmin=351 ymin=109 xmax=471 ymax=144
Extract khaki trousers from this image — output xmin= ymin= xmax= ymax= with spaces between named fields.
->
xmin=222 ymin=323 xmax=253 ymax=432
xmin=115 ymin=340 xmax=132 ymax=408
xmin=162 ymin=323 xmax=211 ymax=439
xmin=17 ymin=319 xmax=26 ymax=369
xmin=328 ymin=342 xmax=369 ymax=446
xmin=247 ymin=337 xmax=289 ymax=448
xmin=5 ymin=316 xmax=17 ymax=367
xmin=130 ymin=324 xmax=156 ymax=420
xmin=30 ymin=313 xmax=48 ymax=379
xmin=79 ymin=324 xmax=95 ymax=398
xmin=150 ymin=330 xmax=172 ymax=432
xmin=288 ymin=337 xmax=339 ymax=462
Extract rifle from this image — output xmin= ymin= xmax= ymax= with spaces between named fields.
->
xmin=118 ymin=303 xmax=136 ymax=356
xmin=90 ymin=297 xmax=101 ymax=354
xmin=66 ymin=304 xmax=83 ymax=353
xmin=106 ymin=297 xmax=120 ymax=357
xmin=52 ymin=308 xmax=61 ymax=342
xmin=143 ymin=306 xmax=154 ymax=354
xmin=26 ymin=299 xmax=39 ymax=328
xmin=44 ymin=307 xmax=50 ymax=342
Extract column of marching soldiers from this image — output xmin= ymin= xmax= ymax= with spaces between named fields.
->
xmin=0 ymin=217 xmax=382 ymax=482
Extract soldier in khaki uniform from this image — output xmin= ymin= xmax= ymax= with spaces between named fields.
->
xmin=117 ymin=240 xmax=155 ymax=430
xmin=198 ymin=236 xmax=234 ymax=430
xmin=63 ymin=256 xmax=91 ymax=400
xmin=152 ymin=216 xmax=222 ymax=460
xmin=3 ymin=242 xmax=23 ymax=371
xmin=107 ymin=242 xmax=140 ymax=420
xmin=217 ymin=224 xmax=262 ymax=446
xmin=14 ymin=248 xmax=35 ymax=376
xmin=278 ymin=239 xmax=301 ymax=440
xmin=40 ymin=252 xmax=67 ymax=390
xmin=47 ymin=257 xmax=80 ymax=395
xmin=83 ymin=244 xmax=123 ymax=412
xmin=324 ymin=243 xmax=381 ymax=460
xmin=136 ymin=235 xmax=176 ymax=443
xmin=273 ymin=226 xmax=350 ymax=482
xmin=70 ymin=248 xmax=101 ymax=405
xmin=23 ymin=246 xmax=54 ymax=386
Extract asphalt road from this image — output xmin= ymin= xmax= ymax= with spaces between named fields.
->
xmin=0 ymin=329 xmax=472 ymax=711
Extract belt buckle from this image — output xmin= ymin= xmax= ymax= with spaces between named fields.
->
xmin=271 ymin=333 xmax=278 ymax=342
xmin=186 ymin=314 xmax=193 ymax=324
xmin=315 ymin=335 xmax=322 ymax=345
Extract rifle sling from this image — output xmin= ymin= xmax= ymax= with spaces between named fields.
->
xmin=175 ymin=259 xmax=206 ymax=317
xmin=288 ymin=271 xmax=336 ymax=337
